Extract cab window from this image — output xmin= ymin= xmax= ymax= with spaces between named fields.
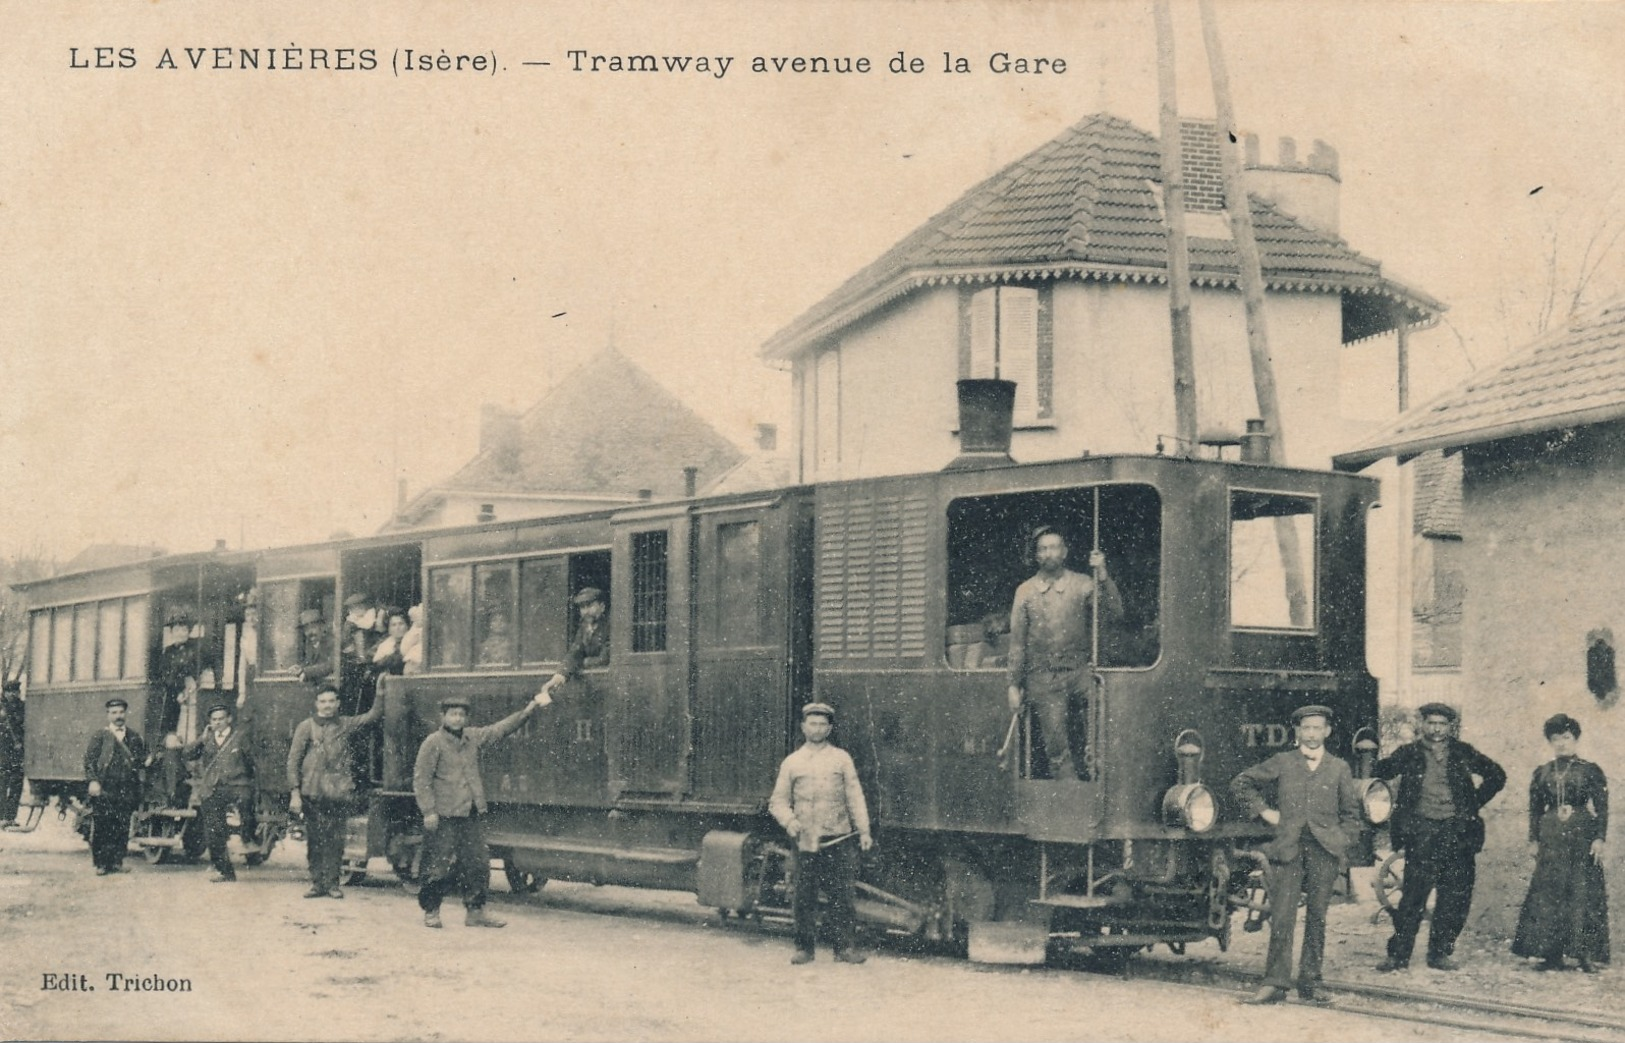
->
xmin=1230 ymin=490 xmax=1316 ymax=630
xmin=945 ymin=484 xmax=1162 ymax=669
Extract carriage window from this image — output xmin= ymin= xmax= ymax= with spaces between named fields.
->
xmin=716 ymin=521 xmax=762 ymax=646
xmin=521 ymin=557 xmax=568 ymax=665
xmin=429 ymin=566 xmax=472 ymax=668
xmin=29 ymin=610 xmax=51 ymax=684
xmin=631 ymin=530 xmax=669 ymax=653
xmin=122 ymin=596 xmax=149 ymax=679
xmin=71 ymin=604 xmax=97 ymax=682
xmin=945 ymin=484 xmax=1162 ymax=669
xmin=96 ymin=600 xmax=123 ymax=680
xmin=1230 ymin=491 xmax=1316 ymax=630
xmin=474 ymin=563 xmax=517 ymax=667
xmin=51 ymin=608 xmax=73 ymax=683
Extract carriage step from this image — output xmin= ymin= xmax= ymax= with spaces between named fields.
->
xmin=145 ymin=808 xmax=198 ymax=820
xmin=1031 ymin=893 xmax=1131 ymax=909
xmin=137 ymin=836 xmax=185 ymax=849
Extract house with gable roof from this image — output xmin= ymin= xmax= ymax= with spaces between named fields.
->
xmin=1337 ymin=295 xmax=1625 ymax=947
xmin=763 ymin=114 xmax=1444 ymax=480
xmin=386 ymin=347 xmax=746 ymax=531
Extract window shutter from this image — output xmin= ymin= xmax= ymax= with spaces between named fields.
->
xmin=999 ymin=287 xmax=1040 ymax=423
xmin=969 ymin=288 xmax=997 ymax=379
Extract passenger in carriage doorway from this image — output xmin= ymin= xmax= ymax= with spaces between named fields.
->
xmin=1005 ymin=526 xmax=1123 ymax=780
xmin=83 ymin=698 xmax=148 ymax=875
xmin=539 ymin=588 xmax=609 ymax=699
xmin=769 ymin=702 xmax=874 ymax=965
xmin=371 ymin=610 xmax=411 ymax=678
xmin=296 ymin=609 xmax=335 ymax=689
xmin=1372 ymin=702 xmax=1506 ymax=973
xmin=413 ymin=690 xmax=554 ymax=929
xmin=183 ymin=703 xmax=256 ymax=883
xmin=286 ymin=683 xmax=386 ymax=899
xmin=1231 ymin=705 xmax=1364 ymax=1006
xmin=399 ymin=603 xmax=425 ymax=675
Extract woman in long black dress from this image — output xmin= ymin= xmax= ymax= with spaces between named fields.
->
xmin=1512 ymin=713 xmax=1609 ymax=972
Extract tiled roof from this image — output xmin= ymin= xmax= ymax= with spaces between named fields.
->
xmin=1336 ymin=295 xmax=1625 ymax=470
xmin=409 ymin=347 xmax=745 ymax=512
xmin=1410 ymin=450 xmax=1462 ymax=539
xmin=762 ymin=113 xmax=1442 ymax=359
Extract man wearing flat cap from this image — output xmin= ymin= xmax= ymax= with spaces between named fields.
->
xmin=413 ymin=689 xmax=555 ymax=929
xmin=769 ymin=702 xmax=873 ymax=965
xmin=1231 ymin=705 xmax=1363 ymax=1005
xmin=83 ymin=698 xmax=148 ymax=875
xmin=287 ymin=682 xmax=387 ymax=899
xmin=183 ymin=703 xmax=256 ymax=882
xmin=1371 ymin=702 xmax=1505 ymax=973
xmin=539 ymin=588 xmax=609 ymax=699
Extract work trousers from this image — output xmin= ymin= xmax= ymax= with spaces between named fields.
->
xmin=303 ymin=797 xmax=350 ymax=891
xmin=792 ymin=840 xmax=859 ymax=955
xmin=1263 ymin=831 xmax=1341 ymax=991
xmin=0 ymin=767 xmax=23 ymax=824
xmin=1388 ymin=817 xmax=1476 ymax=963
xmin=200 ymin=788 xmax=256 ymax=879
xmin=417 ymin=812 xmax=491 ymax=913
xmin=1026 ymin=666 xmax=1088 ymax=780
xmin=89 ymin=798 xmax=136 ymax=871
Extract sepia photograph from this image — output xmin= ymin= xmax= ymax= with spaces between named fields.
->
xmin=3 ymin=2 xmax=1625 ymax=1040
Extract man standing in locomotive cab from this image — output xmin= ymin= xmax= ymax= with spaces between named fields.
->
xmin=539 ymin=588 xmax=609 ymax=698
xmin=768 ymin=702 xmax=874 ymax=965
xmin=1006 ymin=526 xmax=1122 ymax=780
xmin=1371 ymin=702 xmax=1506 ymax=973
xmin=1231 ymin=705 xmax=1363 ymax=1006
xmin=83 ymin=698 xmax=149 ymax=876
xmin=286 ymin=682 xmax=386 ymax=899
xmin=413 ymin=690 xmax=554 ymax=929
xmin=183 ymin=703 xmax=256 ymax=883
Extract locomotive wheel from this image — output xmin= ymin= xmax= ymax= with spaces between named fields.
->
xmin=243 ymin=823 xmax=278 ymax=867
xmin=504 ymin=861 xmax=544 ymax=895
xmin=1372 ymin=852 xmax=1431 ymax=920
xmin=394 ymin=846 xmax=424 ymax=896
xmin=341 ymin=860 xmax=368 ymax=886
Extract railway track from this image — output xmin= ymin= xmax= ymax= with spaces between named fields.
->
xmin=1115 ymin=956 xmax=1625 ymax=1043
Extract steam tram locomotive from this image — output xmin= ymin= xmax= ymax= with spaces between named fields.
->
xmin=14 ymin=448 xmax=1392 ymax=962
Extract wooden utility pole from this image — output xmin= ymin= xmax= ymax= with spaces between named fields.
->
xmin=1198 ymin=0 xmax=1308 ymax=626
xmin=1198 ymin=0 xmax=1287 ymax=466
xmin=1154 ymin=0 xmax=1198 ymax=453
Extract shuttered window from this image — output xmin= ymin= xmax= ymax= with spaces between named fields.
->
xmin=817 ymin=485 xmax=929 ymax=658
xmin=631 ymin=530 xmax=669 ymax=653
xmin=966 ymin=285 xmax=1047 ymax=425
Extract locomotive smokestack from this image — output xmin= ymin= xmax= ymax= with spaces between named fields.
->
xmin=946 ymin=378 xmax=1016 ymax=470
xmin=683 ymin=466 xmax=699 ymax=497
xmin=1240 ymin=418 xmax=1272 ymax=463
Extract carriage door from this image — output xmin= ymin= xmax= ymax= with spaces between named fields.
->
xmin=691 ymin=499 xmax=796 ymax=804
xmin=609 ymin=506 xmax=694 ymax=798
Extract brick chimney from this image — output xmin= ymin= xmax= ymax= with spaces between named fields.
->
xmin=479 ymin=404 xmax=522 ymax=473
xmin=1179 ymin=119 xmax=1227 ymax=214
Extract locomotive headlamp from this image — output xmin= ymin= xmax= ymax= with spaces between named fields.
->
xmin=1358 ymin=778 xmax=1394 ymax=825
xmin=1163 ymin=783 xmax=1218 ymax=833
xmin=1161 ymin=729 xmax=1217 ymax=833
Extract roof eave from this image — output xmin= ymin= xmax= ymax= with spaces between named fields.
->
xmin=762 ymin=263 xmax=1445 ymax=361
xmin=1333 ymin=401 xmax=1625 ymax=472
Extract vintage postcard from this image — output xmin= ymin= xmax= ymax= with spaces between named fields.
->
xmin=3 ymin=2 xmax=1623 ymax=1041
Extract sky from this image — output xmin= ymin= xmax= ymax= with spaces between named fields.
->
xmin=4 ymin=0 xmax=1624 ymax=561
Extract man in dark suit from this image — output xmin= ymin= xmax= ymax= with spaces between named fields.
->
xmin=1371 ymin=702 xmax=1505 ymax=972
xmin=540 ymin=588 xmax=609 ymax=699
xmin=1231 ymin=705 xmax=1363 ymax=1005
xmin=83 ymin=698 xmax=148 ymax=875
xmin=183 ymin=703 xmax=256 ymax=882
